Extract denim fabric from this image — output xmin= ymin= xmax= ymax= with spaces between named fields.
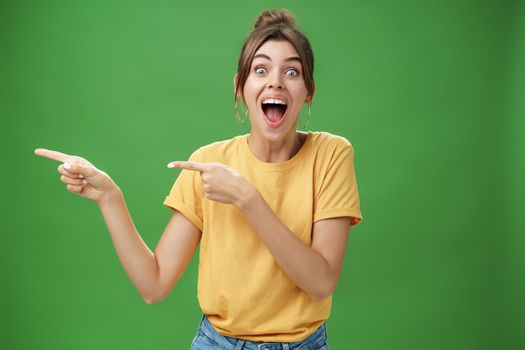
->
xmin=190 ymin=315 xmax=330 ymax=350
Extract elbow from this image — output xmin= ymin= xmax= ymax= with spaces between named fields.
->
xmin=143 ymin=297 xmax=157 ymax=304
xmin=309 ymin=286 xmax=334 ymax=303
xmin=309 ymin=279 xmax=337 ymax=302
xmin=143 ymin=295 xmax=166 ymax=304
xmin=142 ymin=280 xmax=174 ymax=304
xmin=310 ymin=291 xmax=332 ymax=303
xmin=142 ymin=291 xmax=167 ymax=305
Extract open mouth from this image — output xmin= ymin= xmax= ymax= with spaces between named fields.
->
xmin=261 ymin=98 xmax=287 ymax=128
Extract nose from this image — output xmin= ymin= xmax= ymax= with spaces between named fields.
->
xmin=267 ymin=73 xmax=285 ymax=90
xmin=268 ymin=81 xmax=284 ymax=89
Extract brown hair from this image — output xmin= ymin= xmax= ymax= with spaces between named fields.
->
xmin=235 ymin=9 xmax=315 ymax=102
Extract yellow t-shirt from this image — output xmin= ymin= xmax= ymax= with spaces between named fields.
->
xmin=163 ymin=131 xmax=362 ymax=342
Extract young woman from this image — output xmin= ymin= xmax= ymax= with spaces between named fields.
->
xmin=34 ymin=9 xmax=362 ymax=350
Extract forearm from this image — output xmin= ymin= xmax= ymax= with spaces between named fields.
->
xmin=238 ymin=191 xmax=333 ymax=301
xmin=97 ymin=189 xmax=160 ymax=302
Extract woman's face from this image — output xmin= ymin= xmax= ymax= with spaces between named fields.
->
xmin=242 ymin=40 xmax=311 ymax=142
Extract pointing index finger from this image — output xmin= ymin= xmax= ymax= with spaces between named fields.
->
xmin=34 ymin=148 xmax=70 ymax=163
xmin=168 ymin=161 xmax=208 ymax=172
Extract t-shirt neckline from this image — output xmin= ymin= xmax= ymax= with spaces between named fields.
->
xmin=240 ymin=131 xmax=313 ymax=171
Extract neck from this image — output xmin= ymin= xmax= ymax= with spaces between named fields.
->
xmin=247 ymin=130 xmax=307 ymax=163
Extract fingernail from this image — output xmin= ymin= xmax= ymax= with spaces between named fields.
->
xmin=167 ymin=163 xmax=175 ymax=168
xmin=79 ymin=174 xmax=84 ymax=179
xmin=64 ymin=162 xmax=71 ymax=170
xmin=82 ymin=179 xmax=88 ymax=185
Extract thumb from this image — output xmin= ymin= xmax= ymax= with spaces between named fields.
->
xmin=63 ymin=162 xmax=97 ymax=178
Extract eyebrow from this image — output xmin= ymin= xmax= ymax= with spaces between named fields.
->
xmin=253 ymin=53 xmax=301 ymax=63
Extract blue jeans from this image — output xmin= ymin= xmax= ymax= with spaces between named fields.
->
xmin=190 ymin=314 xmax=330 ymax=350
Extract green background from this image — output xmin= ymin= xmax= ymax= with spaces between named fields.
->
xmin=3 ymin=0 xmax=524 ymax=349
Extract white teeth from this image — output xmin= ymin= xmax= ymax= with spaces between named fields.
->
xmin=262 ymin=98 xmax=287 ymax=105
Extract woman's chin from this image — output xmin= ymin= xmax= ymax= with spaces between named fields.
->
xmin=256 ymin=121 xmax=297 ymax=142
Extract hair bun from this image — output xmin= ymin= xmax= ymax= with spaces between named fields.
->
xmin=254 ymin=9 xmax=295 ymax=29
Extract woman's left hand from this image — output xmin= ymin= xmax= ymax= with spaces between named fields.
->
xmin=168 ymin=161 xmax=256 ymax=207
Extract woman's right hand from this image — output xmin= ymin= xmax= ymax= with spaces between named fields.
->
xmin=34 ymin=148 xmax=120 ymax=204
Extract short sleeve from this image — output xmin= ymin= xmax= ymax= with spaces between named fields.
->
xmin=163 ymin=150 xmax=204 ymax=231
xmin=313 ymin=143 xmax=363 ymax=227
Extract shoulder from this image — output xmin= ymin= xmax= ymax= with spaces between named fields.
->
xmin=188 ymin=135 xmax=246 ymax=162
xmin=309 ymin=131 xmax=354 ymax=154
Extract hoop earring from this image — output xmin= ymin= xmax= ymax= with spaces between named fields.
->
xmin=299 ymin=103 xmax=311 ymax=129
xmin=234 ymin=97 xmax=248 ymax=123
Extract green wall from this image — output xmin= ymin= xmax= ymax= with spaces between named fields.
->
xmin=503 ymin=0 xmax=525 ymax=347
xmin=3 ymin=0 xmax=524 ymax=349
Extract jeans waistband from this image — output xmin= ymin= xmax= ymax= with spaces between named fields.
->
xmin=197 ymin=314 xmax=328 ymax=350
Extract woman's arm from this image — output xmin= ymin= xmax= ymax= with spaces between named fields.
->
xmin=34 ymin=148 xmax=201 ymax=304
xmin=98 ymin=191 xmax=201 ymax=304
xmin=238 ymin=190 xmax=351 ymax=302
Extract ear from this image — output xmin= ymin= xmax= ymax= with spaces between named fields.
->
xmin=305 ymin=81 xmax=316 ymax=103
